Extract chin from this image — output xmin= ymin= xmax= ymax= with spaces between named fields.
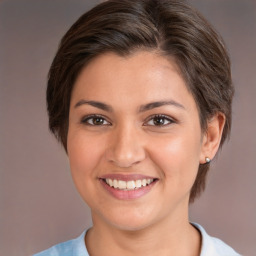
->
xmin=110 ymin=218 xmax=154 ymax=232
xmin=97 ymin=206 xmax=160 ymax=232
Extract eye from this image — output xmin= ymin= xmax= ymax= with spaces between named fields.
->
xmin=81 ymin=115 xmax=111 ymax=126
xmin=144 ymin=115 xmax=174 ymax=126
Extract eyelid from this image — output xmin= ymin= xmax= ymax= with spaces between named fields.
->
xmin=81 ymin=114 xmax=112 ymax=126
xmin=143 ymin=114 xmax=176 ymax=126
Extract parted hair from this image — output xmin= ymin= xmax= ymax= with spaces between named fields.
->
xmin=47 ymin=0 xmax=233 ymax=202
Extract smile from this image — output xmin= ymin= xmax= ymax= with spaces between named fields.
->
xmin=99 ymin=175 xmax=158 ymax=200
xmin=104 ymin=178 xmax=154 ymax=191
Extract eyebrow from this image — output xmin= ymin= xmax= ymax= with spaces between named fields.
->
xmin=74 ymin=100 xmax=113 ymax=112
xmin=74 ymin=99 xmax=185 ymax=112
xmin=138 ymin=100 xmax=185 ymax=112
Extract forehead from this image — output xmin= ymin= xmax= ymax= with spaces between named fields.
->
xmin=71 ymin=51 xmax=196 ymax=111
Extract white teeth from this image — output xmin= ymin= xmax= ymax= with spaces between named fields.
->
xmin=127 ymin=180 xmax=136 ymax=189
xmin=135 ymin=180 xmax=142 ymax=188
xmin=104 ymin=178 xmax=155 ymax=190
xmin=113 ymin=179 xmax=118 ymax=188
xmin=118 ymin=180 xmax=126 ymax=189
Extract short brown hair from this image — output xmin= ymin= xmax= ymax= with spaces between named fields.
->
xmin=47 ymin=0 xmax=233 ymax=202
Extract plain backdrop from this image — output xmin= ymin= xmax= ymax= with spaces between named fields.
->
xmin=0 ymin=0 xmax=255 ymax=255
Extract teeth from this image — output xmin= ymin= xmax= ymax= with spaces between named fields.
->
xmin=127 ymin=180 xmax=136 ymax=189
xmin=135 ymin=180 xmax=142 ymax=188
xmin=108 ymin=179 xmax=113 ymax=187
xmin=118 ymin=180 xmax=126 ymax=189
xmin=104 ymin=178 xmax=154 ymax=190
xmin=113 ymin=179 xmax=118 ymax=188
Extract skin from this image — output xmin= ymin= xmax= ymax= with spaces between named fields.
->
xmin=67 ymin=51 xmax=225 ymax=256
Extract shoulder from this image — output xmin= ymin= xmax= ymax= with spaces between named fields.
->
xmin=33 ymin=240 xmax=73 ymax=256
xmin=192 ymin=223 xmax=241 ymax=256
xmin=33 ymin=230 xmax=89 ymax=256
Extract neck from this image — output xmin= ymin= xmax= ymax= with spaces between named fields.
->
xmin=85 ymin=210 xmax=201 ymax=256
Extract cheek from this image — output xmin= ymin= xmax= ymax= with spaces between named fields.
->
xmin=67 ymin=132 xmax=104 ymax=179
xmin=148 ymin=133 xmax=201 ymax=185
xmin=67 ymin=131 xmax=108 ymax=208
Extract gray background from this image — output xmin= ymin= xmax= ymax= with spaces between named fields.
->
xmin=0 ymin=0 xmax=255 ymax=255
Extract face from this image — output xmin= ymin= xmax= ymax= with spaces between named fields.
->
xmin=67 ymin=51 xmax=205 ymax=231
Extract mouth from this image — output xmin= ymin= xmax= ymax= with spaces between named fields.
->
xmin=99 ymin=175 xmax=158 ymax=200
xmin=102 ymin=178 xmax=156 ymax=191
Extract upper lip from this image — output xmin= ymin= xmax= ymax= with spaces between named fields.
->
xmin=99 ymin=174 xmax=158 ymax=181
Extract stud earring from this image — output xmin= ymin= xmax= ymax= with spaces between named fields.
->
xmin=205 ymin=157 xmax=211 ymax=164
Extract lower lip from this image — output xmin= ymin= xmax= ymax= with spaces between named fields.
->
xmin=100 ymin=179 xmax=157 ymax=200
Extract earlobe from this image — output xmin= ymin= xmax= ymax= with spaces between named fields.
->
xmin=200 ymin=113 xmax=226 ymax=164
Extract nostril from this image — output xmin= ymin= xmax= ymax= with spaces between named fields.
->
xmin=107 ymin=146 xmax=146 ymax=164
xmin=104 ymin=129 xmax=147 ymax=167
xmin=108 ymin=159 xmax=135 ymax=169
xmin=105 ymin=150 xmax=146 ymax=168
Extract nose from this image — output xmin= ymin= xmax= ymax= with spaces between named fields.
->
xmin=105 ymin=123 xmax=146 ymax=168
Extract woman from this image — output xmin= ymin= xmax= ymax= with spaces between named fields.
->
xmin=34 ymin=0 xmax=240 ymax=255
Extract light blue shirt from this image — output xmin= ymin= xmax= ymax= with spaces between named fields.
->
xmin=34 ymin=223 xmax=241 ymax=256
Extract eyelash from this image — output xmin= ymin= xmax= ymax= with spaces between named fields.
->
xmin=144 ymin=114 xmax=175 ymax=127
xmin=81 ymin=114 xmax=111 ymax=126
xmin=81 ymin=114 xmax=175 ymax=127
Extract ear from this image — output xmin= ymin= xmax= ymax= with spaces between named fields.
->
xmin=199 ymin=112 xmax=226 ymax=164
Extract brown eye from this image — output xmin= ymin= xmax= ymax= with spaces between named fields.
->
xmin=153 ymin=116 xmax=166 ymax=125
xmin=92 ymin=117 xmax=105 ymax=125
xmin=82 ymin=115 xmax=111 ymax=126
xmin=145 ymin=115 xmax=174 ymax=126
